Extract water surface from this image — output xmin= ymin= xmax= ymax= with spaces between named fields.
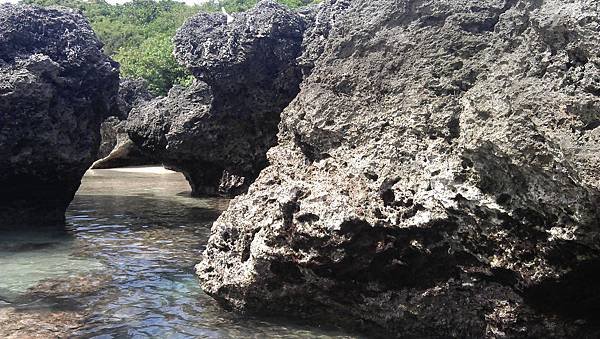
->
xmin=0 ymin=167 xmax=356 ymax=338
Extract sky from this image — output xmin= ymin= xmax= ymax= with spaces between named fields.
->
xmin=0 ymin=0 xmax=210 ymax=4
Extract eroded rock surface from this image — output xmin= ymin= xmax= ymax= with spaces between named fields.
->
xmin=93 ymin=78 xmax=154 ymax=169
xmin=198 ymin=0 xmax=600 ymax=337
xmin=0 ymin=4 xmax=119 ymax=227
xmin=116 ymin=78 xmax=154 ymax=121
xmin=96 ymin=117 xmax=121 ymax=161
xmin=128 ymin=0 xmax=307 ymax=196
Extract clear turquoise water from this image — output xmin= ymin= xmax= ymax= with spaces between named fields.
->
xmin=0 ymin=168 xmax=356 ymax=338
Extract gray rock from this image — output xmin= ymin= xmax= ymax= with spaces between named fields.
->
xmin=0 ymin=4 xmax=119 ymax=227
xmin=198 ymin=0 xmax=600 ymax=337
xmin=128 ymin=0 xmax=307 ymax=196
xmin=96 ymin=116 xmax=121 ymax=161
xmin=116 ymin=78 xmax=153 ymax=120
xmin=92 ymin=119 xmax=156 ymax=169
xmin=93 ymin=78 xmax=154 ymax=169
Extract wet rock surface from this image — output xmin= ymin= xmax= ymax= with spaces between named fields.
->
xmin=128 ymin=0 xmax=307 ymax=196
xmin=0 ymin=273 xmax=113 ymax=339
xmin=0 ymin=4 xmax=119 ymax=227
xmin=0 ymin=306 xmax=85 ymax=338
xmin=93 ymin=79 xmax=155 ymax=169
xmin=198 ymin=0 xmax=600 ymax=337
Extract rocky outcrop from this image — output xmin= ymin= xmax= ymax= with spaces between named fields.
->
xmin=96 ymin=117 xmax=121 ymax=161
xmin=92 ymin=119 xmax=156 ymax=169
xmin=198 ymin=0 xmax=600 ymax=337
xmin=0 ymin=4 xmax=119 ymax=226
xmin=92 ymin=79 xmax=154 ymax=169
xmin=116 ymin=78 xmax=153 ymax=120
xmin=128 ymin=0 xmax=307 ymax=196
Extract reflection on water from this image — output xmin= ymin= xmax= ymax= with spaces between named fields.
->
xmin=0 ymin=167 xmax=356 ymax=338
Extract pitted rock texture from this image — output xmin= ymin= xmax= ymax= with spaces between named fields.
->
xmin=93 ymin=79 xmax=154 ymax=169
xmin=116 ymin=78 xmax=153 ymax=121
xmin=0 ymin=4 xmax=119 ymax=227
xmin=198 ymin=0 xmax=600 ymax=337
xmin=128 ymin=0 xmax=307 ymax=196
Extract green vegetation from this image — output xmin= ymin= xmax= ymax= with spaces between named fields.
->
xmin=199 ymin=0 xmax=316 ymax=12
xmin=22 ymin=0 xmax=318 ymax=95
xmin=23 ymin=0 xmax=198 ymax=95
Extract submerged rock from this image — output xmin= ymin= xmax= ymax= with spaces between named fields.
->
xmin=0 ymin=4 xmax=119 ymax=226
xmin=128 ymin=0 xmax=307 ymax=196
xmin=0 ymin=273 xmax=113 ymax=339
xmin=92 ymin=79 xmax=154 ymax=169
xmin=198 ymin=0 xmax=600 ymax=337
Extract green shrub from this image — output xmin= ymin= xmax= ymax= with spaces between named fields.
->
xmin=21 ymin=0 xmax=319 ymax=95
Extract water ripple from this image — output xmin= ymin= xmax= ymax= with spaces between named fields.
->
xmin=0 ymin=168 xmax=358 ymax=338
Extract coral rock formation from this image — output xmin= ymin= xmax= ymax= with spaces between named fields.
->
xmin=128 ymin=0 xmax=307 ymax=196
xmin=198 ymin=0 xmax=600 ymax=337
xmin=0 ymin=4 xmax=119 ymax=226
xmin=93 ymin=78 xmax=154 ymax=169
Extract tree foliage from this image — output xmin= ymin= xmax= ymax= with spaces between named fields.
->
xmin=199 ymin=0 xmax=317 ymax=13
xmin=21 ymin=0 xmax=319 ymax=95
xmin=114 ymin=33 xmax=195 ymax=95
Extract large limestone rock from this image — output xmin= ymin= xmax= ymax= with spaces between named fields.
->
xmin=198 ymin=0 xmax=600 ymax=337
xmin=92 ymin=78 xmax=154 ymax=169
xmin=128 ymin=0 xmax=307 ymax=196
xmin=0 ymin=4 xmax=119 ymax=227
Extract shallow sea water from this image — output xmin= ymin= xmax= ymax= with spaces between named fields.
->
xmin=0 ymin=167 xmax=357 ymax=338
